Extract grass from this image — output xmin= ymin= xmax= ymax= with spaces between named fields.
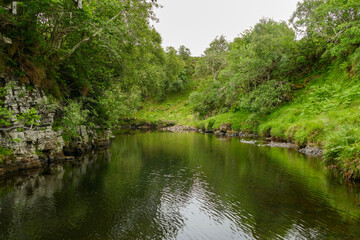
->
xmin=135 ymin=88 xmax=197 ymax=126
xmin=197 ymin=111 xmax=251 ymax=131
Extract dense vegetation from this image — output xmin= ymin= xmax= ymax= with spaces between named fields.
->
xmin=1 ymin=0 xmax=360 ymax=180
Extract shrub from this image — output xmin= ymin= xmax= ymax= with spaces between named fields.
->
xmin=0 ymin=148 xmax=13 ymax=163
xmin=98 ymin=86 xmax=141 ymax=127
xmin=205 ymin=119 xmax=216 ymax=131
xmin=61 ymin=100 xmax=89 ymax=137
xmin=239 ymin=80 xmax=291 ymax=116
xmin=189 ymin=81 xmax=226 ymax=118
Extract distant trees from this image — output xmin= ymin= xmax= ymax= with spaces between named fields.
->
xmin=190 ymin=20 xmax=295 ymax=118
xmin=196 ymin=35 xmax=229 ymax=81
xmin=164 ymin=47 xmax=186 ymax=93
xmin=189 ymin=0 xmax=360 ymax=120
xmin=226 ymin=19 xmax=295 ymax=92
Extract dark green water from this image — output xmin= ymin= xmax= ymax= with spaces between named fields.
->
xmin=0 ymin=132 xmax=360 ymax=240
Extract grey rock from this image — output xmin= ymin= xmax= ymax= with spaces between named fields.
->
xmin=219 ymin=123 xmax=231 ymax=133
xmin=0 ymin=78 xmax=112 ymax=175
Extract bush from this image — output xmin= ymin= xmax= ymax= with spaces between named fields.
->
xmin=205 ymin=119 xmax=216 ymax=131
xmin=98 ymin=86 xmax=142 ymax=127
xmin=189 ymin=81 xmax=226 ymax=118
xmin=239 ymin=80 xmax=291 ymax=116
xmin=61 ymin=100 xmax=89 ymax=137
xmin=0 ymin=148 xmax=13 ymax=163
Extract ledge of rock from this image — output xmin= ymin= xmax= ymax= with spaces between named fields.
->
xmin=0 ymin=76 xmax=112 ymax=175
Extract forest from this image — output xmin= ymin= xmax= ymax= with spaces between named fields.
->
xmin=1 ymin=0 xmax=360 ymax=180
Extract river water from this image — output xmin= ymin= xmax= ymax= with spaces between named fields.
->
xmin=0 ymin=132 xmax=360 ymax=240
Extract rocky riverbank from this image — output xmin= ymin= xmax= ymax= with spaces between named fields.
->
xmin=0 ymin=76 xmax=112 ymax=175
xmin=158 ymin=122 xmax=324 ymax=158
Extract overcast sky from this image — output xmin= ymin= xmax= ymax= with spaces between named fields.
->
xmin=152 ymin=0 xmax=301 ymax=56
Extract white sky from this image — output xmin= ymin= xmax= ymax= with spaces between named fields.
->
xmin=152 ymin=0 xmax=301 ymax=56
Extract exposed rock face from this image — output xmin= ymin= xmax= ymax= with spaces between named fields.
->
xmin=0 ymin=76 xmax=63 ymax=172
xmin=63 ymin=126 xmax=112 ymax=156
xmin=0 ymin=76 xmax=112 ymax=175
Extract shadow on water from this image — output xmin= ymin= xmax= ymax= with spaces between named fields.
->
xmin=0 ymin=132 xmax=359 ymax=239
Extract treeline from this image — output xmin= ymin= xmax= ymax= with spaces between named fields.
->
xmin=0 ymin=0 xmax=193 ymax=132
xmin=189 ymin=0 xmax=360 ymax=121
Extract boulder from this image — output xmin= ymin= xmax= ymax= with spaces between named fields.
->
xmin=219 ymin=123 xmax=232 ymax=133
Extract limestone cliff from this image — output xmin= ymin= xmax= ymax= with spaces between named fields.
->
xmin=0 ymin=75 xmax=111 ymax=175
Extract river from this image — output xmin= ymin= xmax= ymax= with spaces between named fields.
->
xmin=0 ymin=132 xmax=359 ymax=239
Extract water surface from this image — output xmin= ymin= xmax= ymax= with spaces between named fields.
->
xmin=0 ymin=132 xmax=360 ymax=239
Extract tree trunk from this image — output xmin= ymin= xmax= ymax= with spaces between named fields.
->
xmin=11 ymin=1 xmax=17 ymax=15
xmin=78 ymin=0 xmax=82 ymax=9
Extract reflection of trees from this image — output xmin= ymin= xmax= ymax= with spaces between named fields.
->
xmin=0 ymin=133 xmax=359 ymax=239
xmin=130 ymin=132 xmax=360 ymax=240
xmin=103 ymin=134 xmax=195 ymax=239
xmin=0 ymin=150 xmax=111 ymax=240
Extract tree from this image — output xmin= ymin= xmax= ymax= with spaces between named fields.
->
xmin=164 ymin=47 xmax=186 ymax=93
xmin=196 ymin=35 xmax=229 ymax=81
xmin=290 ymin=0 xmax=360 ymax=57
xmin=226 ymin=19 xmax=295 ymax=92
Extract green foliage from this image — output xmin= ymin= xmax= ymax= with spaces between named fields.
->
xmin=224 ymin=19 xmax=295 ymax=93
xmin=98 ymin=85 xmax=141 ymax=126
xmin=349 ymin=47 xmax=360 ymax=74
xmin=164 ymin=47 xmax=187 ymax=93
xmin=0 ymin=87 xmax=13 ymax=127
xmin=323 ymin=125 xmax=360 ymax=179
xmin=61 ymin=100 xmax=89 ymax=137
xmin=134 ymin=87 xmax=197 ymax=126
xmin=1 ymin=0 xmax=171 ymax=128
xmin=290 ymin=0 xmax=360 ymax=58
xmin=239 ymin=80 xmax=291 ymax=115
xmin=205 ymin=119 xmax=216 ymax=131
xmin=195 ymin=35 xmax=228 ymax=81
xmin=191 ymin=19 xmax=295 ymax=119
xmin=189 ymin=79 xmax=226 ymax=118
xmin=0 ymin=147 xmax=13 ymax=163
xmin=16 ymin=108 xmax=40 ymax=130
xmin=255 ymin=66 xmax=360 ymax=179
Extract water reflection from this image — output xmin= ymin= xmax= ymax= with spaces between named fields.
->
xmin=0 ymin=132 xmax=359 ymax=240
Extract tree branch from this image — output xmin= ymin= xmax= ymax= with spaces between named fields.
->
xmin=60 ymin=10 xmax=123 ymax=60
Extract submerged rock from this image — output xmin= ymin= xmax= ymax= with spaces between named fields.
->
xmin=161 ymin=125 xmax=197 ymax=133
xmin=219 ymin=122 xmax=231 ymax=133
xmin=265 ymin=142 xmax=298 ymax=148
